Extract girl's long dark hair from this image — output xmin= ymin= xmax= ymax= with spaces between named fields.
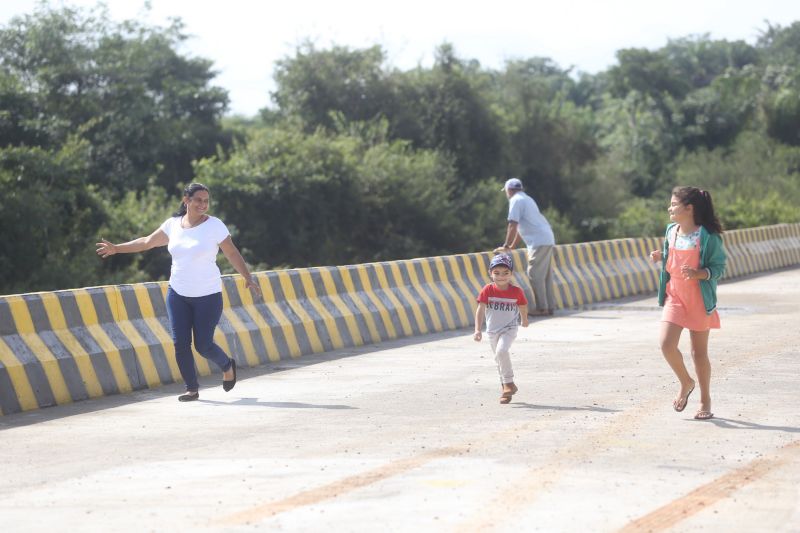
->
xmin=173 ymin=183 xmax=210 ymax=217
xmin=673 ymin=186 xmax=723 ymax=234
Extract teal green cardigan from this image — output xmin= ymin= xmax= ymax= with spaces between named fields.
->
xmin=657 ymin=223 xmax=727 ymax=315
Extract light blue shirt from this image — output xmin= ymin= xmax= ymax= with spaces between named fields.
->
xmin=507 ymin=191 xmax=555 ymax=247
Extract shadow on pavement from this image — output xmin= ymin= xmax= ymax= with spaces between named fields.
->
xmin=702 ymin=417 xmax=800 ymax=433
xmin=510 ymin=402 xmax=620 ymax=413
xmin=197 ymin=397 xmax=356 ymax=409
xmin=0 ymin=329 xmax=463 ymax=429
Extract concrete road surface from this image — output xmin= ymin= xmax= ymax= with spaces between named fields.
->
xmin=1 ymin=267 xmax=799 ymax=532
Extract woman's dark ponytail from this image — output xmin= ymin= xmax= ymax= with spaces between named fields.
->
xmin=172 ymin=183 xmax=210 ymax=217
xmin=672 ymin=186 xmax=723 ymax=234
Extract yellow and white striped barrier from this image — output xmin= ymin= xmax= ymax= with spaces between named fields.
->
xmin=1 ymin=223 xmax=798 ymax=415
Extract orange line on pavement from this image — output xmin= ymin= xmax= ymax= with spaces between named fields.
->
xmin=218 ymin=446 xmax=465 ymax=525
xmin=618 ymin=439 xmax=800 ymax=533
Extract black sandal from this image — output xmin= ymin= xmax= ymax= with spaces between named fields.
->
xmin=178 ymin=391 xmax=199 ymax=402
xmin=223 ymin=358 xmax=237 ymax=392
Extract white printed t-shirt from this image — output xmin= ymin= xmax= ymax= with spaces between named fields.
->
xmin=477 ymin=283 xmax=528 ymax=334
xmin=159 ymin=216 xmax=230 ymax=297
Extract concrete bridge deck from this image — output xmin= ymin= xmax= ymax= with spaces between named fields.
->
xmin=1 ymin=267 xmax=798 ymax=532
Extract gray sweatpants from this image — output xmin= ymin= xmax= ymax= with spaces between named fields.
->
xmin=489 ymin=328 xmax=518 ymax=384
xmin=527 ymin=245 xmax=556 ymax=313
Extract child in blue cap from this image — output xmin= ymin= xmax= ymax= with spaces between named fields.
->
xmin=474 ymin=253 xmax=529 ymax=403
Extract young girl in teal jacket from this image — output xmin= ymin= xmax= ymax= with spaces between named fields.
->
xmin=649 ymin=187 xmax=726 ymax=420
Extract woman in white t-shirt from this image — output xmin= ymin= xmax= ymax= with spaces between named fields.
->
xmin=96 ymin=183 xmax=261 ymax=402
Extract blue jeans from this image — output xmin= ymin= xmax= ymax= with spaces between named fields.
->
xmin=166 ymin=287 xmax=232 ymax=392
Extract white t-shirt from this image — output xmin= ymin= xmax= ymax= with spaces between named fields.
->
xmin=158 ymin=216 xmax=230 ymax=297
xmin=508 ymin=191 xmax=555 ymax=248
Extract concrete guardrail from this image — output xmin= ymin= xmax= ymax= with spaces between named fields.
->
xmin=1 ymin=223 xmax=798 ymax=415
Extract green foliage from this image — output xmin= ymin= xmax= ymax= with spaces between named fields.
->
xmin=716 ymin=192 xmax=800 ymax=229
xmin=542 ymin=207 xmax=581 ymax=244
xmin=0 ymin=4 xmax=229 ymax=193
xmin=678 ymin=67 xmax=761 ymax=150
xmin=391 ymin=44 xmax=503 ymax=185
xmin=272 ymin=42 xmax=391 ymax=132
xmin=663 ymin=35 xmax=759 ymax=89
xmin=0 ymin=138 xmax=103 ymax=293
xmin=94 ymin=184 xmax=175 ymax=283
xmin=762 ymin=66 xmax=800 ymax=145
xmin=3 ymin=6 xmax=800 ymax=294
xmin=608 ymin=197 xmax=670 ymax=239
xmin=672 ymin=132 xmax=800 ymax=229
xmin=758 ymin=21 xmax=800 ymax=66
xmin=194 ymin=121 xmax=482 ymax=268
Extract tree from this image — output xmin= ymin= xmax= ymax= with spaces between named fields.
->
xmin=193 ymin=120 xmax=485 ymax=268
xmin=0 ymin=138 xmax=102 ymax=292
xmin=0 ymin=4 xmax=230 ymax=194
xmin=758 ymin=21 xmax=800 ymax=66
xmin=663 ymin=35 xmax=759 ymax=90
xmin=678 ymin=66 xmax=761 ymax=150
xmin=271 ymin=43 xmax=393 ymax=132
xmin=489 ymin=58 xmax=597 ymax=211
xmin=388 ymin=44 xmax=502 ymax=186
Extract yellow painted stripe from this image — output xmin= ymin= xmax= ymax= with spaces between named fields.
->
xmin=258 ymin=277 xmax=302 ymax=358
xmin=131 ymin=285 xmax=182 ymax=381
xmin=228 ymin=280 xmax=266 ymax=366
xmin=233 ymin=279 xmax=283 ymax=363
xmin=39 ymin=293 xmax=104 ymax=399
xmin=576 ymin=245 xmax=607 ymax=301
xmin=229 ymin=280 xmax=285 ymax=362
xmin=6 ymin=296 xmax=72 ymax=405
xmin=334 ymin=266 xmax=385 ymax=342
xmin=635 ymin=239 xmax=659 ymax=292
xmin=352 ymin=265 xmax=399 ymax=339
xmin=609 ymin=240 xmax=635 ymax=297
xmin=132 ymin=285 xmax=158 ymax=319
xmin=73 ymin=289 xmax=133 ymax=394
xmin=109 ymin=287 xmax=164 ymax=388
xmin=770 ymin=227 xmax=788 ymax=267
xmin=297 ymin=270 xmax=345 ymax=349
xmin=578 ymin=245 xmax=609 ymax=300
xmin=736 ymin=231 xmax=755 ymax=276
xmin=404 ymin=261 xmax=448 ymax=331
xmin=562 ymin=246 xmax=593 ymax=304
xmin=604 ymin=241 xmax=629 ymax=298
xmin=145 ymin=316 xmax=182 ymax=381
xmin=622 ymin=239 xmax=648 ymax=293
xmin=6 ymin=296 xmax=35 ymax=335
xmin=425 ymin=257 xmax=477 ymax=326
xmin=595 ymin=242 xmax=622 ymax=298
xmin=443 ymin=256 xmax=479 ymax=315
xmin=780 ymin=225 xmax=800 ymax=264
xmin=749 ymin=229 xmax=765 ymax=272
xmin=220 ymin=285 xmax=260 ymax=368
xmin=276 ymin=271 xmax=325 ymax=353
xmin=428 ymin=258 xmax=469 ymax=327
xmin=318 ymin=269 xmax=366 ymax=346
xmin=459 ymin=255 xmax=485 ymax=295
xmin=418 ymin=260 xmax=458 ymax=329
xmin=554 ymin=248 xmax=583 ymax=307
xmin=551 ymin=267 xmax=569 ymax=308
xmin=387 ymin=263 xmax=429 ymax=334
xmin=371 ymin=264 xmax=414 ymax=336
xmin=0 ymin=336 xmax=39 ymax=411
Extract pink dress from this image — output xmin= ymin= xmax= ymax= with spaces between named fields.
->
xmin=662 ymin=227 xmax=720 ymax=331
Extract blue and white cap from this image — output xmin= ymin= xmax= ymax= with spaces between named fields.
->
xmin=489 ymin=253 xmax=513 ymax=271
xmin=500 ymin=178 xmax=524 ymax=192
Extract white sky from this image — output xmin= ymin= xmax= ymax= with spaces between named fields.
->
xmin=2 ymin=0 xmax=799 ymax=116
